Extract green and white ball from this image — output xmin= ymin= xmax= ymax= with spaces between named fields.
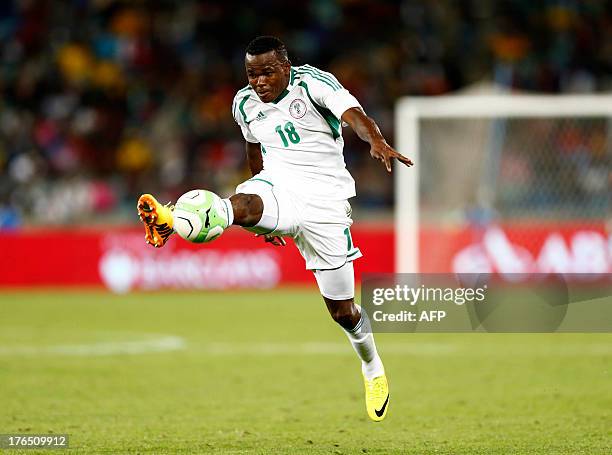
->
xmin=173 ymin=190 xmax=228 ymax=243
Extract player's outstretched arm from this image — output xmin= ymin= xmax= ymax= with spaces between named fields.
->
xmin=244 ymin=140 xmax=286 ymax=246
xmin=342 ymin=107 xmax=413 ymax=172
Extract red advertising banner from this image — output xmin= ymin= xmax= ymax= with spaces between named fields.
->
xmin=0 ymin=225 xmax=393 ymax=291
xmin=421 ymin=223 xmax=611 ymax=276
xmin=0 ymin=222 xmax=609 ymax=291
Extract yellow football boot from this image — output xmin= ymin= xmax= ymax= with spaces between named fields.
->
xmin=137 ymin=194 xmax=174 ymax=248
xmin=364 ymin=374 xmax=389 ymax=422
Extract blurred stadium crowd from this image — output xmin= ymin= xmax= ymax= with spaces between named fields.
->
xmin=0 ymin=0 xmax=610 ymax=227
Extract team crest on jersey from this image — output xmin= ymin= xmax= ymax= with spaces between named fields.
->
xmin=289 ymin=99 xmax=307 ymax=119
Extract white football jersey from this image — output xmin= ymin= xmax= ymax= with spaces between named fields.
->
xmin=231 ymin=65 xmax=361 ymax=200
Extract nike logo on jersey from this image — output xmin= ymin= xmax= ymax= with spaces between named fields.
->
xmin=375 ymin=394 xmax=389 ymax=417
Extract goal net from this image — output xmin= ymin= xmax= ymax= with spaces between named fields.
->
xmin=395 ymin=94 xmax=612 ymax=274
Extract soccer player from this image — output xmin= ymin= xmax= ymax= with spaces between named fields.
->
xmin=138 ymin=36 xmax=412 ymax=421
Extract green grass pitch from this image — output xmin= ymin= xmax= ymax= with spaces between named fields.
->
xmin=0 ymin=289 xmax=610 ymax=454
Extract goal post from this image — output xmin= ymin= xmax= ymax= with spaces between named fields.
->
xmin=395 ymin=94 xmax=612 ymax=273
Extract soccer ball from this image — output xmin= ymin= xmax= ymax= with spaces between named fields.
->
xmin=172 ymin=190 xmax=227 ymax=243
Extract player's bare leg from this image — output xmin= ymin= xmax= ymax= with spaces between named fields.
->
xmin=137 ymin=191 xmax=266 ymax=248
xmin=324 ymin=296 xmax=389 ymax=422
xmin=229 ymin=193 xmax=264 ymax=227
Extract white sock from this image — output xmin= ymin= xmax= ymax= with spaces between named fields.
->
xmin=221 ymin=198 xmax=234 ymax=225
xmin=344 ymin=309 xmax=385 ymax=380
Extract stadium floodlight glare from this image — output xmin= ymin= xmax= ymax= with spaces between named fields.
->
xmin=395 ymin=94 xmax=612 ymax=273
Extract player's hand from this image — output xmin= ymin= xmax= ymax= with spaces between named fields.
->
xmin=256 ymin=234 xmax=286 ymax=246
xmin=370 ymin=140 xmax=413 ymax=172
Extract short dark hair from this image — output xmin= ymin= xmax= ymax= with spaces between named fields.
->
xmin=246 ymin=36 xmax=289 ymax=62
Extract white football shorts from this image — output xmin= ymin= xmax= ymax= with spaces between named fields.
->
xmin=235 ymin=171 xmax=362 ymax=271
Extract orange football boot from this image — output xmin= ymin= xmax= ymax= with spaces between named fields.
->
xmin=137 ymin=194 xmax=174 ymax=248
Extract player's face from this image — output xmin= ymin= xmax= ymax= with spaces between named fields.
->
xmin=245 ymin=51 xmax=290 ymax=103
